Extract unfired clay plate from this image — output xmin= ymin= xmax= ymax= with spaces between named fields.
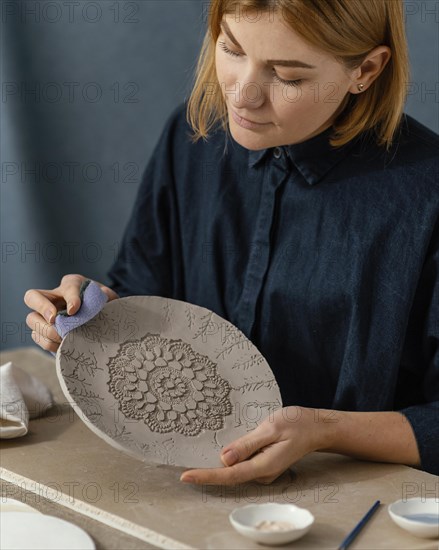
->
xmin=56 ymin=296 xmax=282 ymax=467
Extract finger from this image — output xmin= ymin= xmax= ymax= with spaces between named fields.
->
xmin=59 ymin=274 xmax=89 ymax=315
xmin=26 ymin=312 xmax=62 ymax=343
xmin=181 ymin=457 xmax=262 ymax=486
xmin=99 ymin=285 xmax=119 ymax=301
xmin=252 ymin=442 xmax=296 ymax=484
xmin=31 ymin=330 xmax=59 ymax=353
xmin=220 ymin=425 xmax=275 ymax=466
xmin=60 ymin=277 xmax=119 ymax=314
xmin=181 ymin=443 xmax=291 ymax=486
xmin=24 ymin=289 xmax=66 ymax=324
xmin=253 ymin=473 xmax=283 ymax=485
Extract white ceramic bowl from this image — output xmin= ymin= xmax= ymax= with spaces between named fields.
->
xmin=229 ymin=503 xmax=315 ymax=546
xmin=388 ymin=498 xmax=439 ymax=539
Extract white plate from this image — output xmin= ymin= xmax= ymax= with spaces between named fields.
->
xmin=56 ymin=296 xmax=282 ymax=468
xmin=0 ymin=512 xmax=95 ymax=549
xmin=229 ymin=503 xmax=314 ymax=546
xmin=388 ymin=498 xmax=439 ymax=539
xmin=0 ymin=498 xmax=41 ymax=514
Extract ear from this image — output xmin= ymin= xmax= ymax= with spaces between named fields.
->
xmin=349 ymin=46 xmax=392 ymax=94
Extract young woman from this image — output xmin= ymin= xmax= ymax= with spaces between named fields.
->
xmin=25 ymin=0 xmax=439 ymax=482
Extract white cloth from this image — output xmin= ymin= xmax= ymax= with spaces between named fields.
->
xmin=0 ymin=362 xmax=54 ymax=438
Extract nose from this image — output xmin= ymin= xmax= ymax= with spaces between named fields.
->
xmin=226 ymin=65 xmax=267 ymax=111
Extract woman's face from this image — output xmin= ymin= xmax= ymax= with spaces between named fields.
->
xmin=215 ymin=10 xmax=358 ymax=150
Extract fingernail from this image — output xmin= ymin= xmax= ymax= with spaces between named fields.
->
xmin=222 ymin=449 xmax=238 ymax=466
xmin=67 ymin=302 xmax=74 ymax=315
xmin=45 ymin=310 xmax=54 ymax=323
xmin=180 ymin=475 xmax=195 ymax=483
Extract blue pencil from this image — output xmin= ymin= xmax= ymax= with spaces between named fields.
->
xmin=338 ymin=500 xmax=381 ymax=550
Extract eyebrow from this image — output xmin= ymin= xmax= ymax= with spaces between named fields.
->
xmin=219 ymin=21 xmax=316 ymax=69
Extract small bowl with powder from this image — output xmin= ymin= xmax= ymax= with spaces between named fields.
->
xmin=229 ymin=503 xmax=314 ymax=545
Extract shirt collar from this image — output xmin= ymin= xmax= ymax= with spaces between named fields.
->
xmin=248 ymin=125 xmax=362 ymax=186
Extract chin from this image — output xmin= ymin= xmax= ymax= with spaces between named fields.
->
xmin=229 ymin=127 xmax=272 ymax=151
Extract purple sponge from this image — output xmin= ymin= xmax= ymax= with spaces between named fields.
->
xmin=54 ymin=279 xmax=108 ymax=339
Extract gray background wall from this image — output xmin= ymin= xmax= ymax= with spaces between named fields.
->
xmin=1 ymin=0 xmax=438 ymax=351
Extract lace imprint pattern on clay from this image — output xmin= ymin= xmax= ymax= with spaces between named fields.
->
xmin=108 ymin=333 xmax=232 ymax=436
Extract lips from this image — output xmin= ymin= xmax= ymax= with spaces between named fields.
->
xmin=233 ymin=111 xmax=267 ymax=125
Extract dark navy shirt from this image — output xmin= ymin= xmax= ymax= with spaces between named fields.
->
xmin=106 ymin=101 xmax=439 ymax=475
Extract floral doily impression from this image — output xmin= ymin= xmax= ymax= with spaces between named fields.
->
xmin=56 ymin=296 xmax=282 ymax=467
xmin=108 ymin=335 xmax=232 ymax=436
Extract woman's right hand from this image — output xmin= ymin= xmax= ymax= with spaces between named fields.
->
xmin=24 ymin=274 xmax=120 ymax=353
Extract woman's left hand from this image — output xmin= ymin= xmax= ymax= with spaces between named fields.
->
xmin=180 ymin=406 xmax=333 ymax=485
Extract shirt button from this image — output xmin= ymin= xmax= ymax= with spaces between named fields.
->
xmin=273 ymin=147 xmax=282 ymax=159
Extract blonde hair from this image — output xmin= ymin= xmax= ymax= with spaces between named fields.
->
xmin=186 ymin=0 xmax=410 ymax=151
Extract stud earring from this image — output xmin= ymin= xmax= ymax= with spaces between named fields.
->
xmin=357 ymin=83 xmax=365 ymax=92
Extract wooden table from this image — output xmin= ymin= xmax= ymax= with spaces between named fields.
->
xmin=1 ymin=347 xmax=438 ymax=549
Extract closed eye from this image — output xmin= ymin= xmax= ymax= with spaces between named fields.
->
xmin=218 ymin=41 xmax=303 ymax=88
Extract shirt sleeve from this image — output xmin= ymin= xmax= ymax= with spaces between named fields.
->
xmin=105 ymin=104 xmax=184 ymax=299
xmin=398 ymin=216 xmax=439 ymax=475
